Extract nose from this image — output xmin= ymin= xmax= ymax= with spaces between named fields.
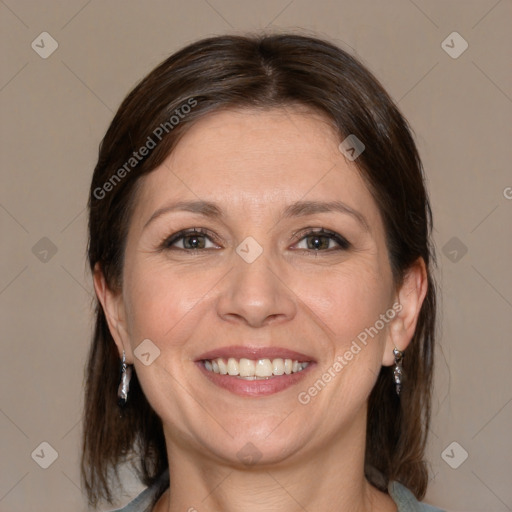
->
xmin=216 ymin=252 xmax=297 ymax=328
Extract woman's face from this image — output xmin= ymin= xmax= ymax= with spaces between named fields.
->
xmin=108 ymin=107 xmax=403 ymax=466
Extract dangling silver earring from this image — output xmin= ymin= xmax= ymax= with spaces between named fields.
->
xmin=117 ymin=350 xmax=132 ymax=407
xmin=393 ymin=347 xmax=404 ymax=395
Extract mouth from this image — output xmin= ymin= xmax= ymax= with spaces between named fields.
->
xmin=195 ymin=346 xmax=315 ymax=397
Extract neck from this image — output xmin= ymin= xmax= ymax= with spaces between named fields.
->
xmin=155 ymin=412 xmax=396 ymax=512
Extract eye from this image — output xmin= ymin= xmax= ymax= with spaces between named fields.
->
xmin=161 ymin=228 xmax=220 ymax=251
xmin=292 ymin=228 xmax=350 ymax=252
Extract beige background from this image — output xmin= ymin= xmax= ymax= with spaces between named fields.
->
xmin=1 ymin=1 xmax=511 ymax=511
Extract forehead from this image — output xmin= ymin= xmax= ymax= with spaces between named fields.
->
xmin=132 ymin=107 xmax=382 ymax=227
xmin=167 ymin=106 xmax=346 ymax=185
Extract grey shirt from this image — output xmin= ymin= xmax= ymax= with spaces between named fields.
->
xmin=108 ymin=469 xmax=445 ymax=512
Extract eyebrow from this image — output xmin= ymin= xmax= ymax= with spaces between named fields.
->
xmin=143 ymin=200 xmax=222 ymax=229
xmin=282 ymin=200 xmax=369 ymax=231
xmin=143 ymin=199 xmax=369 ymax=231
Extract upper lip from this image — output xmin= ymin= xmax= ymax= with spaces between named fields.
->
xmin=196 ymin=345 xmax=315 ymax=362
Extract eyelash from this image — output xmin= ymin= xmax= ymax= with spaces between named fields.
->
xmin=160 ymin=227 xmax=351 ymax=253
xmin=291 ymin=228 xmax=351 ymax=252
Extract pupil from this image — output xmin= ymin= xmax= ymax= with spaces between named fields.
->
xmin=308 ymin=235 xmax=328 ymax=250
xmin=186 ymin=235 xmax=204 ymax=249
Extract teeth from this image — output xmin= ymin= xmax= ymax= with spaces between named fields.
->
xmin=227 ymin=357 xmax=238 ymax=376
xmin=217 ymin=358 xmax=228 ymax=374
xmin=203 ymin=357 xmax=310 ymax=378
xmin=273 ymin=358 xmax=285 ymax=375
xmin=239 ymin=358 xmax=255 ymax=377
xmin=255 ymin=358 xmax=273 ymax=377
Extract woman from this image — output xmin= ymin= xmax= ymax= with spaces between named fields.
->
xmin=82 ymin=33 xmax=443 ymax=512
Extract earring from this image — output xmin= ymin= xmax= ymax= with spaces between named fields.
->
xmin=393 ymin=347 xmax=404 ymax=396
xmin=117 ymin=350 xmax=132 ymax=407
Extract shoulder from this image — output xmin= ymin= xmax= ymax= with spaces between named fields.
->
xmin=388 ymin=480 xmax=445 ymax=512
xmin=106 ymin=469 xmax=170 ymax=512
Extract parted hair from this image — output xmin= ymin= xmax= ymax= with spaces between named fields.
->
xmin=82 ymin=32 xmax=437 ymax=508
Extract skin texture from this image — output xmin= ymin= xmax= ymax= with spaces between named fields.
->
xmin=95 ymin=107 xmax=427 ymax=512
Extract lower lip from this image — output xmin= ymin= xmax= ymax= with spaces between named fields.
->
xmin=196 ymin=361 xmax=315 ymax=397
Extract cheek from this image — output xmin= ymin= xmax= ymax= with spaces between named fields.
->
xmin=296 ymin=264 xmax=392 ymax=343
xmin=123 ymin=259 xmax=223 ymax=347
xmin=296 ymin=268 xmax=393 ymax=405
xmin=121 ymin=261 xmax=221 ymax=423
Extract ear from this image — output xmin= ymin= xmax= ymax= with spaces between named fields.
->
xmin=93 ymin=263 xmax=134 ymax=364
xmin=382 ymin=257 xmax=428 ymax=366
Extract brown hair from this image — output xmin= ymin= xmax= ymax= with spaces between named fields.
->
xmin=82 ymin=33 xmax=436 ymax=508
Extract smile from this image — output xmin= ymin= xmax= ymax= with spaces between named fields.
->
xmin=203 ymin=357 xmax=310 ymax=379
